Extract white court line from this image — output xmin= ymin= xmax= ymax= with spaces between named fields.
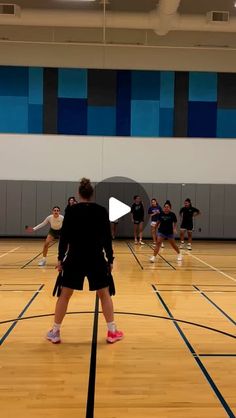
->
xmin=185 ymin=251 xmax=236 ymax=283
xmin=0 ymin=247 xmax=21 ymax=259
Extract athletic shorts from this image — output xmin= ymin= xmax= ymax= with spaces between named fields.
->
xmin=133 ymin=219 xmax=144 ymax=225
xmin=48 ymin=228 xmax=61 ymax=239
xmin=151 ymin=221 xmax=157 ymax=227
xmin=180 ymin=224 xmax=193 ymax=232
xmin=61 ymin=258 xmax=110 ymax=291
xmin=157 ymin=232 xmax=174 ymax=240
xmin=111 ymin=220 xmax=119 ymax=224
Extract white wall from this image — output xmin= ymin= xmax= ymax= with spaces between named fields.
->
xmin=0 ymin=134 xmax=235 ymax=184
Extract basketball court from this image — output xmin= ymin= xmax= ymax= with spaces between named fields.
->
xmin=0 ymin=238 xmax=235 ymax=418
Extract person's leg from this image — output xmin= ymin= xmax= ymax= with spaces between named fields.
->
xmin=168 ymin=239 xmax=182 ymax=260
xmin=187 ymin=230 xmax=193 ymax=249
xmin=97 ymin=287 xmax=123 ymax=343
xmin=151 ymin=225 xmax=156 ymax=244
xmin=139 ymin=222 xmax=144 ymax=243
xmin=179 ymin=229 xmax=185 ymax=248
xmin=43 ymin=234 xmax=54 ymax=257
xmin=134 ymin=223 xmax=138 ymax=243
xmin=150 ymin=236 xmax=164 ymax=262
xmin=111 ymin=223 xmax=115 ymax=239
xmin=47 ymin=287 xmax=74 ymax=343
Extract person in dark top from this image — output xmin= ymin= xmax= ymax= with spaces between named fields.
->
xmin=179 ymin=198 xmax=200 ymax=250
xmin=148 ymin=198 xmax=162 ymax=245
xmin=150 ymin=202 xmax=182 ymax=263
xmin=131 ymin=195 xmax=145 ymax=245
xmin=64 ymin=196 xmax=77 ymax=214
xmin=46 ymin=178 xmax=123 ymax=345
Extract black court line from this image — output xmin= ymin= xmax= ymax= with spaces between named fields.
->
xmin=152 ymin=284 xmax=235 ymax=418
xmin=86 ymin=295 xmax=99 ymax=418
xmin=21 ymin=241 xmax=57 ymax=269
xmin=145 ymin=242 xmax=176 ymax=270
xmin=126 ymin=242 xmax=144 ymax=270
xmin=193 ymin=285 xmax=236 ymax=327
xmin=0 ymin=284 xmax=44 ymax=346
xmin=199 ymin=354 xmax=236 ymax=357
xmin=0 ymin=311 xmax=235 ymax=340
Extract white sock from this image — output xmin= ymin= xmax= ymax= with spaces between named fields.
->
xmin=53 ymin=323 xmax=61 ymax=333
xmin=107 ymin=322 xmax=116 ymax=333
xmin=181 ymin=241 xmax=184 ymax=244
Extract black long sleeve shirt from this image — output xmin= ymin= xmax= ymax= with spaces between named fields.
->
xmin=58 ymin=202 xmax=113 ymax=265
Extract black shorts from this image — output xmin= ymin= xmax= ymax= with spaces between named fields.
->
xmin=180 ymin=223 xmax=193 ymax=231
xmin=48 ymin=228 xmax=61 ymax=239
xmin=61 ymin=258 xmax=110 ymax=291
xmin=133 ymin=219 xmax=144 ymax=225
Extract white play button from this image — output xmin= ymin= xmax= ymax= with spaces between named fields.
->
xmin=109 ymin=197 xmax=131 ymax=222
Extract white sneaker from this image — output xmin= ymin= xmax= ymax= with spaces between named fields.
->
xmin=177 ymin=254 xmax=183 ymax=261
xmin=187 ymin=243 xmax=192 ymax=250
xmin=161 ymin=242 xmax=165 ymax=248
xmin=139 ymin=240 xmax=145 ymax=245
xmin=38 ymin=258 xmax=46 ymax=266
xmin=134 ymin=240 xmax=138 ymax=245
xmin=150 ymin=255 xmax=156 ymax=263
xmin=179 ymin=241 xmax=184 ymax=249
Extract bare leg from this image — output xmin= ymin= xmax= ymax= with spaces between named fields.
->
xmin=153 ymin=236 xmax=164 ymax=256
xmin=43 ymin=234 xmax=54 ymax=257
xmin=168 ymin=238 xmax=180 ymax=254
xmin=111 ymin=223 xmax=115 ymax=239
xmin=180 ymin=229 xmax=185 ymax=243
xmin=139 ymin=222 xmax=144 ymax=241
xmin=134 ymin=224 xmax=138 ymax=242
xmin=151 ymin=225 xmax=156 ymax=244
xmin=187 ymin=230 xmax=192 ymax=244
xmin=97 ymin=287 xmax=114 ymax=323
xmin=54 ymin=287 xmax=74 ymax=324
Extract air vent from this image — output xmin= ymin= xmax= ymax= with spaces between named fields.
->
xmin=0 ymin=4 xmax=20 ymax=16
xmin=207 ymin=11 xmax=230 ymax=22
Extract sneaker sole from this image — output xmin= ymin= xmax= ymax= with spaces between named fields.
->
xmin=106 ymin=336 xmax=124 ymax=344
xmin=46 ymin=337 xmax=61 ymax=344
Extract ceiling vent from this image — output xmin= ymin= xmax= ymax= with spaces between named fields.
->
xmin=207 ymin=11 xmax=230 ymax=23
xmin=0 ymin=4 xmax=20 ymax=16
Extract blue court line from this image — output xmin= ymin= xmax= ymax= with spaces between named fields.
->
xmin=152 ymin=284 xmax=235 ymax=418
xmin=199 ymin=354 xmax=236 ymax=357
xmin=193 ymin=285 xmax=236 ymax=326
xmin=0 ymin=284 xmax=44 ymax=346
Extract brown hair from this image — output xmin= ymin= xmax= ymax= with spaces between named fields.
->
xmin=79 ymin=178 xmax=94 ymax=199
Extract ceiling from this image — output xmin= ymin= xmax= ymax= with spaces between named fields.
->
xmin=0 ymin=0 xmax=236 ymax=48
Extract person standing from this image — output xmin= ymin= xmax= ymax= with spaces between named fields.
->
xmin=26 ymin=206 xmax=64 ymax=266
xmin=179 ymin=198 xmax=200 ymax=250
xmin=46 ymin=178 xmax=123 ymax=344
xmin=148 ymin=198 xmax=162 ymax=245
xmin=131 ymin=195 xmax=145 ymax=245
xmin=150 ymin=202 xmax=182 ymax=262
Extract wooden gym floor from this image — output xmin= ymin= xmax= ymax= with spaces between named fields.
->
xmin=0 ymin=238 xmax=235 ymax=418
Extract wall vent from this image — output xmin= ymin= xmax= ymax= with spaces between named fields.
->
xmin=207 ymin=11 xmax=230 ymax=22
xmin=0 ymin=4 xmax=20 ymax=16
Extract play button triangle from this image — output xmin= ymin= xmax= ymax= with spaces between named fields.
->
xmin=109 ymin=197 xmax=131 ymax=222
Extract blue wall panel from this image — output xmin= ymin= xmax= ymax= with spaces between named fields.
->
xmin=189 ymin=72 xmax=217 ymax=102
xmin=188 ymin=101 xmax=217 ymax=138
xmin=0 ymin=66 xmax=28 ymax=96
xmin=58 ymin=69 xmax=87 ymax=99
xmin=217 ymin=109 xmax=236 ymax=138
xmin=0 ymin=96 xmax=28 ymax=133
xmin=28 ymin=104 xmax=43 ymax=133
xmin=131 ymin=100 xmax=159 ymax=137
xmin=160 ymin=71 xmax=174 ymax=108
xmin=28 ymin=68 xmax=43 ymax=105
xmin=131 ymin=70 xmax=160 ymax=100
xmin=87 ymin=106 xmax=116 ymax=135
xmin=159 ymin=108 xmax=174 ymax=137
xmin=58 ymin=98 xmax=87 ymax=135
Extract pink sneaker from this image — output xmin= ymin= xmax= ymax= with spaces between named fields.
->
xmin=106 ymin=329 xmax=124 ymax=343
xmin=46 ymin=329 xmax=61 ymax=344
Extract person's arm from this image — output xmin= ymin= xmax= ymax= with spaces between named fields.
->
xmin=26 ymin=216 xmax=50 ymax=232
xmin=173 ymin=213 xmax=178 ymax=234
xmin=193 ymin=208 xmax=201 ymax=217
xmin=141 ymin=203 xmax=145 ymax=220
xmin=131 ymin=204 xmax=134 ymax=222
